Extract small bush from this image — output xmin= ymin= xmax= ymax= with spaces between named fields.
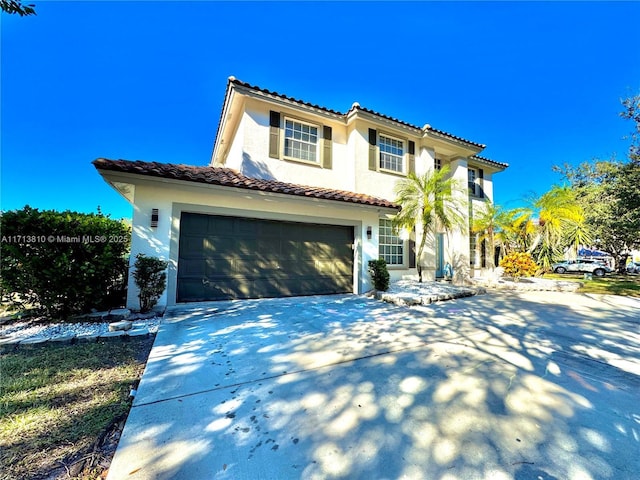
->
xmin=132 ymin=254 xmax=168 ymax=312
xmin=499 ymin=252 xmax=539 ymax=280
xmin=368 ymin=259 xmax=390 ymax=291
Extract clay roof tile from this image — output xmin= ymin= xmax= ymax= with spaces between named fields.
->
xmin=93 ymin=158 xmax=399 ymax=210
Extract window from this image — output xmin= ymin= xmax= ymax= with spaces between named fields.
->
xmin=469 ymin=229 xmax=477 ymax=266
xmin=468 ymin=168 xmax=478 ymax=196
xmin=379 ymin=218 xmax=404 ymax=265
xmin=379 ymin=134 xmax=404 ymax=173
xmin=284 ymin=118 xmax=319 ymax=162
xmin=434 ymin=158 xmax=442 ymax=170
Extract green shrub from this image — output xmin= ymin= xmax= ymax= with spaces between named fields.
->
xmin=368 ymin=259 xmax=390 ymax=291
xmin=499 ymin=251 xmax=539 ymax=280
xmin=132 ymin=254 xmax=168 ymax=312
xmin=0 ymin=206 xmax=130 ymax=319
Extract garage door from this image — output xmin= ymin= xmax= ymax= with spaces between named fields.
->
xmin=177 ymin=213 xmax=354 ymax=302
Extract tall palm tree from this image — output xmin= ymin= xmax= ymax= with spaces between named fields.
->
xmin=471 ymin=201 xmax=502 ymax=269
xmin=392 ymin=166 xmax=467 ymax=282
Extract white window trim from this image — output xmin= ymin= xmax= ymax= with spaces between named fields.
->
xmin=378 ymin=133 xmax=405 ymax=175
xmin=282 ymin=116 xmax=321 ymax=165
xmin=378 ymin=218 xmax=405 ymax=267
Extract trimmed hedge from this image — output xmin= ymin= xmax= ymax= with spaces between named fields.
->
xmin=0 ymin=206 xmax=130 ymax=319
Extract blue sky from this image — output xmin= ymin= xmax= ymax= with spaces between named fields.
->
xmin=2 ymin=1 xmax=639 ymax=220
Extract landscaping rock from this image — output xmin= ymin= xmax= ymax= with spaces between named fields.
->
xmin=87 ymin=311 xmax=108 ymax=321
xmin=109 ymin=320 xmax=133 ymax=332
xmin=49 ymin=334 xmax=76 ymax=345
xmin=19 ymin=336 xmax=49 ymax=348
xmin=106 ymin=309 xmax=131 ymax=321
xmin=75 ymin=333 xmax=100 ymax=343
xmin=99 ymin=331 xmax=126 ymax=342
xmin=128 ymin=328 xmax=150 ymax=338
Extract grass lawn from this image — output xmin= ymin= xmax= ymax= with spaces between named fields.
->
xmin=543 ymin=272 xmax=640 ymax=297
xmin=0 ymin=337 xmax=154 ymax=480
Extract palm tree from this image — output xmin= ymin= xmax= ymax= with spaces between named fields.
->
xmin=497 ymin=207 xmax=537 ymax=254
xmin=392 ymin=166 xmax=467 ymax=282
xmin=471 ymin=201 xmax=502 ymax=269
xmin=530 ymin=186 xmax=591 ymax=270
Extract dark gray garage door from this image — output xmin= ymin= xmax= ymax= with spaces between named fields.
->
xmin=177 ymin=213 xmax=354 ymax=302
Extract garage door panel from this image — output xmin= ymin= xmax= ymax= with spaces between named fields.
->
xmin=209 ymin=216 xmax=235 ymax=234
xmin=178 ymin=258 xmax=206 ymax=276
xmin=178 ymin=213 xmax=354 ymax=302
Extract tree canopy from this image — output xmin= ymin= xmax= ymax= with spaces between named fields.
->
xmin=1 ymin=0 xmax=36 ymax=16
xmin=553 ymin=94 xmax=640 ymax=270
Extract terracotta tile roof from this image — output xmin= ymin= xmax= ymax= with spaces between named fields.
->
xmin=470 ymin=155 xmax=509 ymax=169
xmin=227 ymin=77 xmax=486 ymax=149
xmin=93 ymin=158 xmax=399 ymax=210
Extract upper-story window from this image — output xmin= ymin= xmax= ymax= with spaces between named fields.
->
xmin=434 ymin=158 xmax=442 ymax=170
xmin=468 ymin=166 xmax=485 ymax=198
xmin=379 ymin=134 xmax=404 ymax=173
xmin=283 ymin=118 xmax=319 ymax=163
xmin=468 ymin=168 xmax=477 ymax=194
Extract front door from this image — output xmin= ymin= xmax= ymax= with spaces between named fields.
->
xmin=435 ymin=233 xmax=444 ymax=278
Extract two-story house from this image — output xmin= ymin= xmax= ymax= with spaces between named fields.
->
xmin=94 ymin=77 xmax=508 ymax=309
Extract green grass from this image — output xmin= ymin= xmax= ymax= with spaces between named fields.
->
xmin=0 ymin=338 xmax=154 ymax=480
xmin=543 ymin=272 xmax=640 ymax=297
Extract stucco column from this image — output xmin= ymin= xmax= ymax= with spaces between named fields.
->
xmin=448 ymin=157 xmax=471 ymax=284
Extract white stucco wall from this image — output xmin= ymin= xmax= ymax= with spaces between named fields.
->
xmin=121 ymin=176 xmax=396 ymax=309
xmin=127 ymin=187 xmax=173 ymax=309
xmin=223 ymin=99 xmax=355 ymax=192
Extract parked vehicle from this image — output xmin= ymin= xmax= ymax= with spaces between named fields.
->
xmin=626 ymin=262 xmax=640 ymax=274
xmin=552 ymin=259 xmax=612 ymax=277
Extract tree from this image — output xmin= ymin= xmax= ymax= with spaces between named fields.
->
xmin=392 ymin=166 xmax=467 ymax=282
xmin=530 ymin=185 xmax=590 ymax=271
xmin=552 ymin=94 xmax=640 ymax=271
xmin=471 ymin=201 xmax=501 ymax=269
xmin=1 ymin=0 xmax=36 ymax=15
xmin=493 ymin=207 xmax=537 ymax=255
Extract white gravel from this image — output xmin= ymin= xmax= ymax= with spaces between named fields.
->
xmin=0 ymin=318 xmax=161 ymax=342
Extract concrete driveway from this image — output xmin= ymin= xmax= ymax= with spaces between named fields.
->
xmin=107 ymin=291 xmax=640 ymax=480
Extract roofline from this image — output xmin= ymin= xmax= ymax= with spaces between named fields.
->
xmin=215 ymin=76 xmax=488 ymax=152
xmin=93 ymin=158 xmax=400 ymax=211
xmin=469 ymin=155 xmax=509 ymax=170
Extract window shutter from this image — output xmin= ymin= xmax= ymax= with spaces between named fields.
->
xmin=408 ymin=140 xmax=415 ymax=175
xmin=368 ymin=128 xmax=377 ymax=171
xmin=409 ymin=237 xmax=416 ymax=268
xmin=478 ymin=168 xmax=485 ymax=198
xmin=322 ymin=125 xmax=332 ymax=169
xmin=269 ymin=111 xmax=280 ymax=158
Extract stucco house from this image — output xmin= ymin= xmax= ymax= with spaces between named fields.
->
xmin=94 ymin=77 xmax=508 ymax=309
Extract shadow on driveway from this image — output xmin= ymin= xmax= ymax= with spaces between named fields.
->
xmin=107 ymin=292 xmax=640 ymax=480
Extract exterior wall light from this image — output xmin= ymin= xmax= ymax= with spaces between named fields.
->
xmin=366 ymin=226 xmax=372 ymax=240
xmin=151 ymin=209 xmax=159 ymax=228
